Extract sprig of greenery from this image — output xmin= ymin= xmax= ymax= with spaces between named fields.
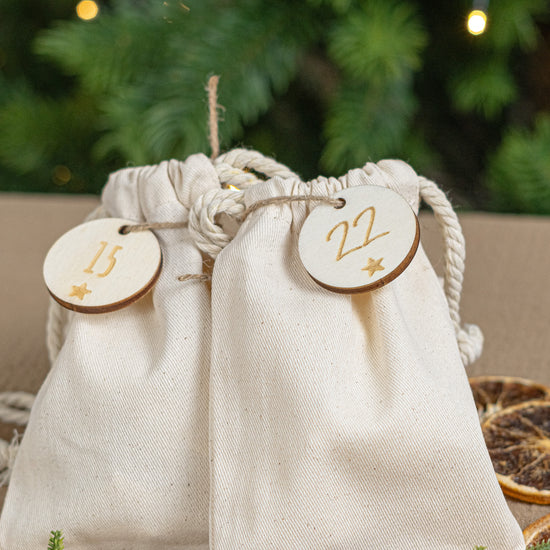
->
xmin=47 ymin=530 xmax=64 ymax=550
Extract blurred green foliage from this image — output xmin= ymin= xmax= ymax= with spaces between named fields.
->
xmin=0 ymin=0 xmax=549 ymax=213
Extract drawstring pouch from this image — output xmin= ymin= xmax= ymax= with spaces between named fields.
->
xmin=0 ymin=155 xmax=219 ymax=549
xmin=202 ymin=156 xmax=524 ymax=549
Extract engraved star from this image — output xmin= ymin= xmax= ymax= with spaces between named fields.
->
xmin=362 ymin=257 xmax=385 ymax=277
xmin=69 ymin=282 xmax=92 ymax=300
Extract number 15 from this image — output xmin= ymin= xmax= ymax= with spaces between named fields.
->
xmin=83 ymin=241 xmax=123 ymax=278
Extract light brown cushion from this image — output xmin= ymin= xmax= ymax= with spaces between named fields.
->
xmin=1 ymin=193 xmax=549 ymax=531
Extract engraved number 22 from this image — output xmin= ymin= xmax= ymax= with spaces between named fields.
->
xmin=83 ymin=241 xmax=123 ymax=278
xmin=326 ymin=207 xmax=389 ymax=261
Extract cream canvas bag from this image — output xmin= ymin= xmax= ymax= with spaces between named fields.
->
xmin=201 ymin=156 xmax=525 ymax=549
xmin=0 ymin=155 xmax=220 ymax=549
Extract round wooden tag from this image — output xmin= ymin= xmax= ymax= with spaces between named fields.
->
xmin=43 ymin=218 xmax=162 ymax=313
xmin=298 ymin=185 xmax=419 ymax=293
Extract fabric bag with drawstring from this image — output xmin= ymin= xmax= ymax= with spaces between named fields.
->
xmin=198 ymin=155 xmax=525 ymax=549
xmin=0 ymin=154 xmax=224 ymax=550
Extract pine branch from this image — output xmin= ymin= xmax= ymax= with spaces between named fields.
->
xmin=486 ymin=0 xmax=549 ymax=52
xmin=305 ymin=0 xmax=352 ymax=15
xmin=35 ymin=0 xmax=321 ymax=165
xmin=449 ymin=58 xmax=518 ymax=118
xmin=35 ymin=8 xmax=167 ymax=95
xmin=328 ymin=0 xmax=427 ymax=85
xmin=1 ymin=0 xmax=549 ymax=204
xmin=487 ymin=114 xmax=550 ymax=214
xmin=0 ymin=88 xmax=106 ymax=192
xmin=322 ymin=79 xmax=416 ymax=171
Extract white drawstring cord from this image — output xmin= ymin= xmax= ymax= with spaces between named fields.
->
xmin=418 ymin=176 xmax=483 ymax=366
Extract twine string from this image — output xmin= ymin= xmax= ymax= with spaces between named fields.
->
xmin=207 ymin=75 xmax=221 ymax=160
xmin=239 ymin=195 xmax=343 ymax=221
xmin=177 ymin=274 xmax=212 ymax=282
xmin=120 ymin=195 xmax=343 ymax=236
xmin=120 ymin=194 xmax=344 ymax=281
xmin=119 ymin=221 xmax=187 ymax=234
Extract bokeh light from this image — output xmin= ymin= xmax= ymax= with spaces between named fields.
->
xmin=53 ymin=165 xmax=72 ymax=186
xmin=467 ymin=10 xmax=487 ymax=35
xmin=76 ymin=1 xmax=99 ymax=21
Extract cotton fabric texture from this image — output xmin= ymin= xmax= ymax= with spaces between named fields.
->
xmin=208 ymin=160 xmax=525 ymax=549
xmin=0 ymin=156 xmax=218 ymax=549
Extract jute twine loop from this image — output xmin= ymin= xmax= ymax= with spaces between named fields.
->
xmin=207 ymin=75 xmax=221 ymax=160
xmin=120 ymin=221 xmax=187 ymax=234
xmin=207 ymin=77 xmax=297 ymax=189
xmin=240 ymin=195 xmax=342 ymax=221
xmin=177 ymin=273 xmax=212 ymax=282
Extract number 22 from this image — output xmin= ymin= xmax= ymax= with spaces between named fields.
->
xmin=326 ymin=206 xmax=389 ymax=261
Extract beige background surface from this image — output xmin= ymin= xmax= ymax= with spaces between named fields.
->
xmin=1 ymin=192 xmax=549 ymax=531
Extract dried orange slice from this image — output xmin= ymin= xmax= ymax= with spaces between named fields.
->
xmin=469 ymin=376 xmax=550 ymax=423
xmin=482 ymin=400 xmax=550 ymax=504
xmin=524 ymin=512 xmax=550 ymax=547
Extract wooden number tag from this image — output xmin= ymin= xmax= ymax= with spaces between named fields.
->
xmin=43 ymin=218 xmax=162 ymax=313
xmin=298 ymin=186 xmax=419 ymax=293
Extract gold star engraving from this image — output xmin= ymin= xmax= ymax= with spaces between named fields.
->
xmin=69 ymin=282 xmax=92 ymax=300
xmin=362 ymin=257 xmax=385 ymax=277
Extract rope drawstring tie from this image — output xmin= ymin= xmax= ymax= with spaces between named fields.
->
xmin=418 ymin=176 xmax=484 ymax=365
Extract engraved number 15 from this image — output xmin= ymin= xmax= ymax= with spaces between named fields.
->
xmin=83 ymin=241 xmax=123 ymax=278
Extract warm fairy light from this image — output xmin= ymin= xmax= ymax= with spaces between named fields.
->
xmin=227 ymin=184 xmax=240 ymax=191
xmin=76 ymin=1 xmax=99 ymax=21
xmin=467 ymin=10 xmax=487 ymax=35
xmin=53 ymin=165 xmax=72 ymax=186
